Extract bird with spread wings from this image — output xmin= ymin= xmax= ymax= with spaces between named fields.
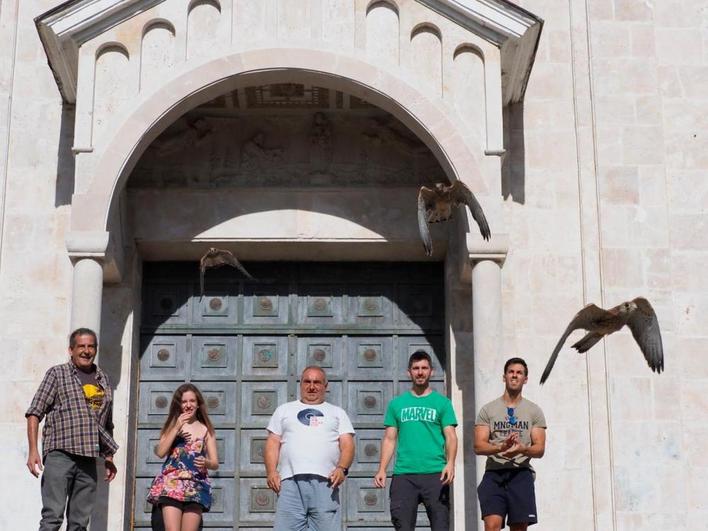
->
xmin=540 ymin=297 xmax=664 ymax=385
xmin=199 ymin=248 xmax=254 ymax=296
xmin=417 ymin=181 xmax=491 ymax=256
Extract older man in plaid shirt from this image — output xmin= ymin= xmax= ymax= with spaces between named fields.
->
xmin=26 ymin=328 xmax=119 ymax=531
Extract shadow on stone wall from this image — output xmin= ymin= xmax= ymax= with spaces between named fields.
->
xmin=501 ymin=102 xmax=525 ymax=205
xmin=55 ymin=105 xmax=75 ymax=207
xmin=127 ymin=185 xmax=431 ymax=254
xmin=446 ymin=230 xmax=479 ymax=530
xmin=91 ymin=257 xmax=139 ymax=531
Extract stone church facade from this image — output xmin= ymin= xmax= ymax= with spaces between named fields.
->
xmin=2 ymin=0 xmax=705 ymax=529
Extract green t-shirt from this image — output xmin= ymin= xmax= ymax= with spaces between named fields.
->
xmin=384 ymin=390 xmax=457 ymax=475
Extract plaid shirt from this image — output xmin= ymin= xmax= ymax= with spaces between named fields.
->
xmin=26 ymin=362 xmax=118 ymax=459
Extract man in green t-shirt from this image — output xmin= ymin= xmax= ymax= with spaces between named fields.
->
xmin=374 ymin=350 xmax=458 ymax=530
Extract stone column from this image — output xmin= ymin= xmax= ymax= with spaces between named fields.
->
xmin=70 ymin=257 xmax=104 ymax=333
xmin=66 ymin=231 xmax=110 ymax=336
xmin=461 ymin=234 xmax=508 ymax=528
xmin=472 ymin=258 xmax=504 ymax=409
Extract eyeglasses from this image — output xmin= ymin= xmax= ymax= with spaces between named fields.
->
xmin=507 ymin=407 xmax=517 ymax=426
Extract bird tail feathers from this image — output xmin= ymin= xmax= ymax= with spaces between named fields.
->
xmin=571 ymin=332 xmax=603 ymax=353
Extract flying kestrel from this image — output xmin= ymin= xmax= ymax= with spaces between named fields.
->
xmin=540 ymin=297 xmax=664 ymax=385
xmin=417 ymin=181 xmax=491 ymax=256
xmin=199 ymin=248 xmax=254 ymax=295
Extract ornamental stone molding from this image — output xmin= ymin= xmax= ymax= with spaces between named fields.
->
xmin=37 ymin=0 xmax=542 ymax=104
xmin=416 ymin=0 xmax=542 ymax=104
xmin=36 ymin=0 xmax=540 ymax=272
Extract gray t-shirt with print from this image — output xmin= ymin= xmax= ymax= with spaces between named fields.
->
xmin=475 ymin=396 xmax=546 ymax=471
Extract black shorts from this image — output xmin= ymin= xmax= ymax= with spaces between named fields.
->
xmin=157 ymin=496 xmax=205 ymax=512
xmin=390 ymin=473 xmax=450 ymax=530
xmin=477 ymin=468 xmax=538 ymax=528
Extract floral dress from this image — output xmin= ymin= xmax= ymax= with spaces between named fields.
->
xmin=147 ymin=433 xmax=212 ymax=511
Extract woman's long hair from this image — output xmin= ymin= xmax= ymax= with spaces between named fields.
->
xmin=161 ymin=383 xmax=215 ymax=437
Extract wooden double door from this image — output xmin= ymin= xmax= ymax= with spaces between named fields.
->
xmin=133 ymin=262 xmax=445 ymax=530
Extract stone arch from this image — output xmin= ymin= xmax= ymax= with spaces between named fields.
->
xmin=95 ymin=42 xmax=130 ymax=60
xmin=140 ymin=21 xmax=177 ymax=90
xmin=454 ymin=43 xmax=485 ymax=61
xmin=142 ymin=19 xmax=177 ymax=38
xmin=411 ymin=22 xmax=442 ymax=40
xmin=188 ymin=0 xmax=222 ymax=13
xmin=366 ymin=0 xmax=399 ymax=15
xmin=72 ymin=48 xmax=487 ymax=233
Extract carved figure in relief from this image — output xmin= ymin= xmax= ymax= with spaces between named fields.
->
xmin=309 ymin=112 xmax=333 ymax=174
xmin=417 ymin=180 xmax=491 ymax=256
xmin=240 ymin=132 xmax=284 ymax=173
xmin=540 ymin=297 xmax=664 ymax=384
xmin=153 ymin=117 xmax=213 ymax=157
xmin=361 ymin=116 xmax=428 ymax=156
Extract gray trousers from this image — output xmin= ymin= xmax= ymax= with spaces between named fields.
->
xmin=273 ymin=475 xmax=341 ymax=531
xmin=39 ymin=450 xmax=98 ymax=531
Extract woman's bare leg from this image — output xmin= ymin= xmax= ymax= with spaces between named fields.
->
xmin=161 ymin=505 xmax=183 ymax=531
xmin=180 ymin=507 xmax=203 ymax=531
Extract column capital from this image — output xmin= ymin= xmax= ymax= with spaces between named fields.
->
xmin=65 ymin=230 xmax=109 ymax=262
xmin=459 ymin=233 xmax=509 ymax=282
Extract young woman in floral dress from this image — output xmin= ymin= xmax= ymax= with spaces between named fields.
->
xmin=148 ymin=384 xmax=219 ymax=531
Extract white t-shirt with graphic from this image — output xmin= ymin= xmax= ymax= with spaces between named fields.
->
xmin=266 ymin=400 xmax=355 ymax=480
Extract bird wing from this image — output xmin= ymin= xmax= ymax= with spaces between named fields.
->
xmin=210 ymin=249 xmax=255 ymax=280
xmin=199 ymin=249 xmax=255 ymax=296
xmin=449 ymin=181 xmax=491 ymax=241
xmin=417 ymin=187 xmax=433 ymax=256
xmin=222 ymin=252 xmax=255 ymax=280
xmin=199 ymin=253 xmax=212 ymax=296
xmin=540 ymin=303 xmax=612 ymax=384
xmin=626 ymin=297 xmax=664 ymax=373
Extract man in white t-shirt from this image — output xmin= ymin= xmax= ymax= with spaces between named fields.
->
xmin=265 ymin=366 xmax=355 ymax=531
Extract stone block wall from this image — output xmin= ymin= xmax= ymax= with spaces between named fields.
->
xmin=0 ymin=1 xmax=74 ymax=529
xmin=504 ymin=0 xmax=708 ymax=528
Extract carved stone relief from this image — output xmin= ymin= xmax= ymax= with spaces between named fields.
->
xmin=309 ymin=112 xmax=333 ymax=176
xmin=240 ymin=132 xmax=284 ymax=173
xmin=152 ymin=117 xmax=213 ymax=157
xmin=128 ymin=85 xmax=445 ymax=188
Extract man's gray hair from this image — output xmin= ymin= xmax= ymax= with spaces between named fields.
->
xmin=69 ymin=328 xmax=98 ymax=348
xmin=301 ymin=365 xmax=328 ymax=384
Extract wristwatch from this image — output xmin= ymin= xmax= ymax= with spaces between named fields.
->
xmin=336 ymin=465 xmax=349 ymax=476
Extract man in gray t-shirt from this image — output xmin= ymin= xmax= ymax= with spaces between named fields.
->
xmin=474 ymin=358 xmax=546 ymax=531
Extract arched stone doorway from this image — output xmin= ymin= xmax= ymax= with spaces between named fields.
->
xmin=83 ymin=58 xmax=507 ymax=531
xmin=128 ymin=79 xmax=458 ymax=529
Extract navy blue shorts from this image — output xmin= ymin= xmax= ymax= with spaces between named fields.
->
xmin=477 ymin=468 xmax=538 ymax=528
